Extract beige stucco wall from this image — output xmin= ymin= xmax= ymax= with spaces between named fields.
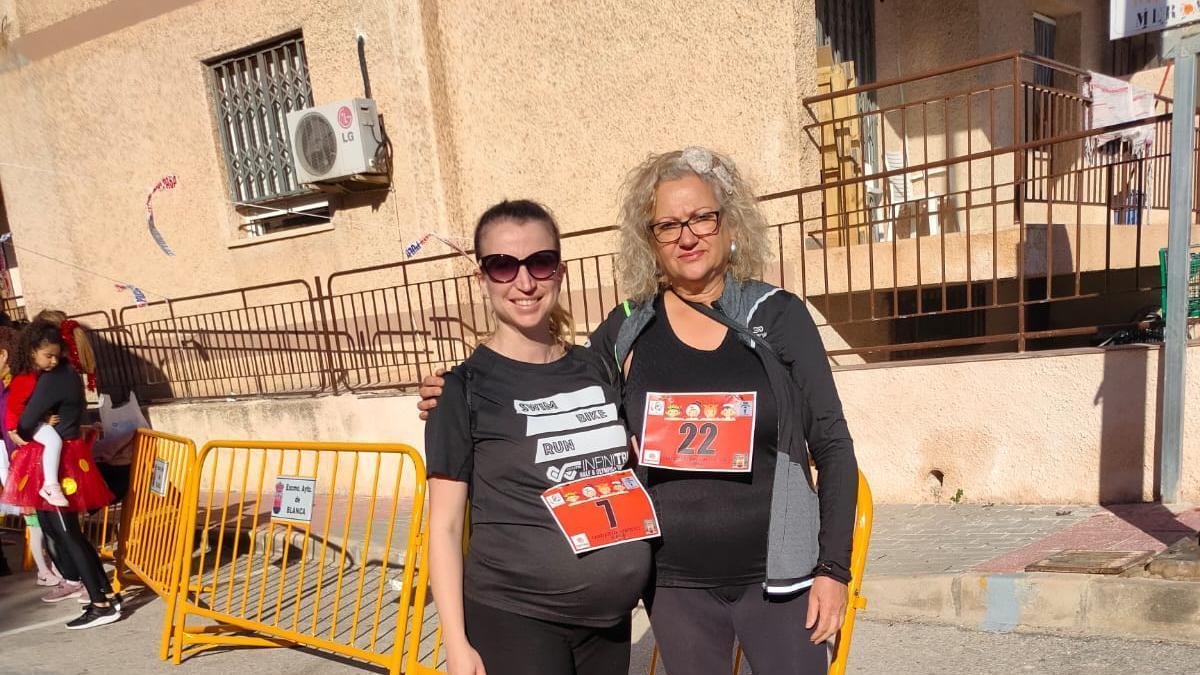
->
xmin=0 ymin=0 xmax=819 ymax=316
xmin=870 ymin=0 xmax=1110 ymax=194
xmin=145 ymin=391 xmax=426 ymax=495
xmin=140 ymin=344 xmax=1200 ymax=504
xmin=841 ymin=343 xmax=1200 ymax=504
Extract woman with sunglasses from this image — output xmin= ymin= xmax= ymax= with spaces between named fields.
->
xmin=422 ymin=149 xmax=858 ymax=674
xmin=425 ymin=199 xmax=655 ymax=675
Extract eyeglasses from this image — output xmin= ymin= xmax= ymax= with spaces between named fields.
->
xmin=478 ymin=249 xmax=562 ymax=283
xmin=647 ymin=210 xmax=722 ymax=244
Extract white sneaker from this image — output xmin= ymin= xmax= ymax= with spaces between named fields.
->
xmin=39 ymin=483 xmax=69 ymax=507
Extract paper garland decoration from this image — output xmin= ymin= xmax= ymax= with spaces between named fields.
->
xmin=146 ymin=175 xmax=178 ymax=256
xmin=404 ymin=234 xmax=432 ymax=258
xmin=403 ymin=232 xmax=473 ymax=261
xmin=115 ymin=283 xmax=148 ymax=307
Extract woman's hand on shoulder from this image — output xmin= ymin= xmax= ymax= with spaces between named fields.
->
xmin=806 ymin=575 xmax=848 ymax=644
xmin=445 ymin=641 xmax=487 ymax=675
xmin=417 ymin=369 xmax=447 ymax=421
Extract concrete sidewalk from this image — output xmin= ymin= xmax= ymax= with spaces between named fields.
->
xmin=863 ymin=503 xmax=1200 ymax=643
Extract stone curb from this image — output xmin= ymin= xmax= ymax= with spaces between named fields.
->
xmin=862 ymin=572 xmax=1200 ymax=643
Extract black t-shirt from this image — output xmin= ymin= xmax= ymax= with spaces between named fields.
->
xmin=425 ymin=345 xmax=651 ymax=627
xmin=624 ymin=296 xmax=779 ymax=587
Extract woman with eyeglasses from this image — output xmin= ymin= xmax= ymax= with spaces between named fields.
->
xmin=422 ymin=148 xmax=858 ymax=674
xmin=425 ymin=199 xmax=655 ymax=675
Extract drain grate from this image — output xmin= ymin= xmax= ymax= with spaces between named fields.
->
xmin=1025 ymin=550 xmax=1152 ymax=574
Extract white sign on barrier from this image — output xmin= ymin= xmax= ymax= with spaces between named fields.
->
xmin=149 ymin=458 xmax=169 ymax=497
xmin=271 ymin=476 xmax=316 ymax=525
xmin=1111 ymin=0 xmax=1200 ymax=39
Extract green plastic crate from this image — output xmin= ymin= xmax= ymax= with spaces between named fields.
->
xmin=1159 ymin=246 xmax=1200 ymax=319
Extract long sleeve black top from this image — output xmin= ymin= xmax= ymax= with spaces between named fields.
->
xmin=18 ymin=362 xmax=86 ymax=441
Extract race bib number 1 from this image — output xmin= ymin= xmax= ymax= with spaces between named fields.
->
xmin=542 ymin=469 xmax=661 ymax=554
xmin=639 ymin=392 xmax=757 ymax=473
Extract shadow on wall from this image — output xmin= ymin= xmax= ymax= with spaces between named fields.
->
xmin=1095 ymin=345 xmax=1152 ymax=504
xmin=90 ymin=330 xmax=173 ymax=404
xmin=1095 ymin=344 xmax=1187 ymax=546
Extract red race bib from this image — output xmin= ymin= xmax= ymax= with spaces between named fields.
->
xmin=639 ymin=392 xmax=757 ymax=473
xmin=541 ymin=469 xmax=661 ymax=553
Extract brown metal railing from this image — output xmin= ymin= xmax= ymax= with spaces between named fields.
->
xmin=1 ymin=296 xmax=26 ymax=323
xmin=53 ymin=52 xmax=1189 ymax=399
xmin=69 ymin=227 xmax=625 ymax=402
xmin=762 ymin=112 xmax=1192 ymax=363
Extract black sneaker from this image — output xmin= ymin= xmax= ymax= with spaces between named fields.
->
xmin=65 ymin=603 xmax=121 ymax=630
xmin=108 ymin=592 xmax=123 ymax=613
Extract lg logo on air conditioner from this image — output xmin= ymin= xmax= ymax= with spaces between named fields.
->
xmin=337 ymin=106 xmax=355 ymax=143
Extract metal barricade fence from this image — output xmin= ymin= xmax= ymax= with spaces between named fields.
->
xmin=81 ymin=504 xmax=121 ymax=561
xmin=170 ymin=441 xmax=428 ymax=674
xmin=109 ymin=429 xmax=198 ymax=659
xmin=829 ymin=470 xmax=874 ymax=675
xmin=403 ymin=511 xmax=467 ymax=674
xmin=77 ymin=427 xmax=122 ymax=561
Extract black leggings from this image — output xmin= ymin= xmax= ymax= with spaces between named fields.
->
xmin=647 ymin=583 xmax=828 ymax=675
xmin=464 ymin=598 xmax=631 ymax=675
xmin=37 ymin=510 xmax=111 ymax=602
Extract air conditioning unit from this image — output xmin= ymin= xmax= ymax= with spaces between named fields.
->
xmin=286 ymin=98 xmax=388 ymax=187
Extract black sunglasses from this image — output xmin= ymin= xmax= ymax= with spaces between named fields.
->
xmin=478 ymin=249 xmax=562 ymax=283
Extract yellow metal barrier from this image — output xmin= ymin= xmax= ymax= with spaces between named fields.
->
xmin=107 ymin=429 xmax=198 ymax=659
xmin=82 ymin=504 xmax=121 ymax=561
xmin=829 ymin=470 xmax=873 ymax=675
xmin=403 ymin=509 xmax=472 ymax=674
xmin=171 ymin=441 xmax=428 ymax=675
xmin=403 ymin=540 xmax=446 ymax=672
xmin=649 ymin=469 xmax=875 ymax=674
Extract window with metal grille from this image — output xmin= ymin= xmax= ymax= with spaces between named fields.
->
xmin=208 ymin=34 xmax=315 ymax=205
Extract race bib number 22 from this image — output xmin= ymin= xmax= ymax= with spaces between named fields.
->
xmin=639 ymin=392 xmax=757 ymax=473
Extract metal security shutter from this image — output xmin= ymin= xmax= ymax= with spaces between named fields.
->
xmin=209 ymin=35 xmax=315 ymax=204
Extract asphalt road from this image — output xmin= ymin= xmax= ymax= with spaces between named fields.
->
xmin=2 ymin=551 xmax=1198 ymax=675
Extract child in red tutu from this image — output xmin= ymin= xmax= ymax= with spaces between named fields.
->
xmin=5 ymin=358 xmax=67 ymax=506
xmin=2 ymin=322 xmax=111 ymax=512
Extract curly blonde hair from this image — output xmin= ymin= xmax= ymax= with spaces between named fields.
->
xmin=616 ymin=147 xmax=772 ymax=302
